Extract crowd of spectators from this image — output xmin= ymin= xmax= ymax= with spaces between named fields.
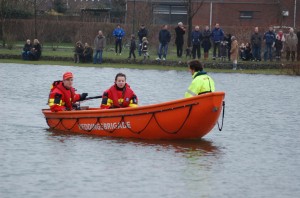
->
xmin=247 ymin=26 xmax=299 ymax=62
xmin=22 ymin=39 xmax=42 ymax=61
xmin=21 ymin=23 xmax=300 ymax=64
xmin=73 ymin=41 xmax=93 ymax=63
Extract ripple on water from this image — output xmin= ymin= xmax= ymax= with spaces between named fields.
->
xmin=1 ymin=63 xmax=300 ymax=198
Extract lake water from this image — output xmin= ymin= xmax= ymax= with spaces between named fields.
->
xmin=0 ymin=63 xmax=299 ymax=198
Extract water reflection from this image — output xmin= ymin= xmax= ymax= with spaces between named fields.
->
xmin=47 ymin=128 xmax=220 ymax=157
xmin=122 ymin=138 xmax=219 ymax=155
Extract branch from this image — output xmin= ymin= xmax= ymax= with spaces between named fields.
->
xmin=191 ymin=0 xmax=205 ymax=18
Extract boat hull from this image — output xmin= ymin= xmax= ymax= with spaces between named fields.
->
xmin=42 ymin=92 xmax=225 ymax=140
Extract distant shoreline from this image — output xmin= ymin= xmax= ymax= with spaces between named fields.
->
xmin=1 ymin=55 xmax=299 ymax=76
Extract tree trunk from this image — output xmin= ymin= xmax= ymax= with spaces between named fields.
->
xmin=187 ymin=0 xmax=192 ymax=48
xmin=1 ymin=19 xmax=6 ymax=47
xmin=34 ymin=0 xmax=37 ymax=38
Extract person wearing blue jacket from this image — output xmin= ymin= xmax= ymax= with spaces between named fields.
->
xmin=191 ymin=25 xmax=202 ymax=59
xmin=263 ymin=26 xmax=276 ymax=61
xmin=113 ymin=24 xmax=125 ymax=55
xmin=211 ymin=23 xmax=224 ymax=60
xmin=156 ymin=24 xmax=171 ymax=60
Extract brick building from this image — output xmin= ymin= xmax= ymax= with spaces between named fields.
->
xmin=46 ymin=0 xmax=127 ymax=22
xmin=126 ymin=0 xmax=300 ymax=29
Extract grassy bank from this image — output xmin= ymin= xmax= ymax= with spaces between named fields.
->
xmin=1 ymin=43 xmax=299 ymax=75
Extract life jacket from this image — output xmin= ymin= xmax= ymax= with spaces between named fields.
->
xmin=109 ymin=84 xmax=135 ymax=108
xmin=49 ymin=81 xmax=76 ymax=110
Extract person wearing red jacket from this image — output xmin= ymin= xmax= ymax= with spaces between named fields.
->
xmin=48 ymin=72 xmax=88 ymax=112
xmin=101 ymin=73 xmax=138 ymax=109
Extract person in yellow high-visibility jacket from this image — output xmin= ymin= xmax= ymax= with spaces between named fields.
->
xmin=185 ymin=60 xmax=215 ymax=98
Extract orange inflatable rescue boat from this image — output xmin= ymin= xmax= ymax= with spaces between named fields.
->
xmin=42 ymin=92 xmax=225 ymax=140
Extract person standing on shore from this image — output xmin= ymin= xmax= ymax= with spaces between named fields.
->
xmin=156 ymin=24 xmax=171 ymax=61
xmin=93 ymin=30 xmax=106 ymax=64
xmin=211 ymin=23 xmax=225 ymax=60
xmin=128 ymin=34 xmax=136 ymax=60
xmin=263 ymin=26 xmax=276 ymax=62
xmin=175 ymin=22 xmax=186 ymax=58
xmin=274 ymin=30 xmax=285 ymax=62
xmin=201 ymin=26 xmax=212 ymax=60
xmin=251 ymin=27 xmax=262 ymax=61
xmin=113 ymin=24 xmax=125 ymax=55
xmin=284 ymin=28 xmax=298 ymax=62
xmin=191 ymin=25 xmax=202 ymax=59
xmin=230 ymin=36 xmax=239 ymax=70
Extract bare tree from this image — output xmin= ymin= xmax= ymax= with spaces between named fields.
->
xmin=0 ymin=0 xmax=17 ymax=46
xmin=0 ymin=0 xmax=46 ymax=46
xmin=26 ymin=0 xmax=49 ymax=38
xmin=186 ymin=0 xmax=205 ymax=47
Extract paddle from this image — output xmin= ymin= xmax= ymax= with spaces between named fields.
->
xmin=74 ymin=95 xmax=103 ymax=110
xmin=84 ymin=95 xmax=102 ymax=100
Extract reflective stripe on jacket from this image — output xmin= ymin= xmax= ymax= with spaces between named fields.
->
xmin=48 ymin=81 xmax=80 ymax=112
xmin=185 ymin=71 xmax=215 ymax=98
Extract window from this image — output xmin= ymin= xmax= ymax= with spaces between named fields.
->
xmin=153 ymin=4 xmax=187 ymax=25
xmin=240 ymin=11 xmax=253 ymax=19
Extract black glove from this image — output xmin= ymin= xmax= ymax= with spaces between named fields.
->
xmin=80 ymin=93 xmax=88 ymax=101
xmin=72 ymin=103 xmax=80 ymax=110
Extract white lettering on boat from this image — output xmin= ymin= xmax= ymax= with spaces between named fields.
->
xmin=78 ymin=121 xmax=131 ymax=131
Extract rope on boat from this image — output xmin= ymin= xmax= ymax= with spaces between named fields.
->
xmin=217 ymin=101 xmax=225 ymax=131
xmin=46 ymin=103 xmax=197 ymax=135
xmin=153 ymin=105 xmax=193 ymax=134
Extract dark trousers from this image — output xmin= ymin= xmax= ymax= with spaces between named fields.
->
xmin=128 ymin=49 xmax=136 ymax=59
xmin=74 ymin=53 xmax=83 ymax=63
xmin=158 ymin=43 xmax=168 ymax=59
xmin=93 ymin=49 xmax=103 ymax=64
xmin=22 ymin=51 xmax=30 ymax=60
xmin=176 ymin=43 xmax=183 ymax=58
xmin=275 ymin=48 xmax=282 ymax=60
xmin=192 ymin=44 xmax=201 ymax=59
xmin=213 ymin=42 xmax=221 ymax=58
xmin=264 ymin=43 xmax=273 ymax=61
xmin=252 ymin=46 xmax=261 ymax=61
xmin=115 ymin=39 xmax=122 ymax=54
xmin=286 ymin=50 xmax=296 ymax=61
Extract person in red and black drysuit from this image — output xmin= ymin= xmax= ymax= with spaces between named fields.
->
xmin=48 ymin=72 xmax=88 ymax=112
xmin=100 ymin=73 xmax=138 ymax=109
